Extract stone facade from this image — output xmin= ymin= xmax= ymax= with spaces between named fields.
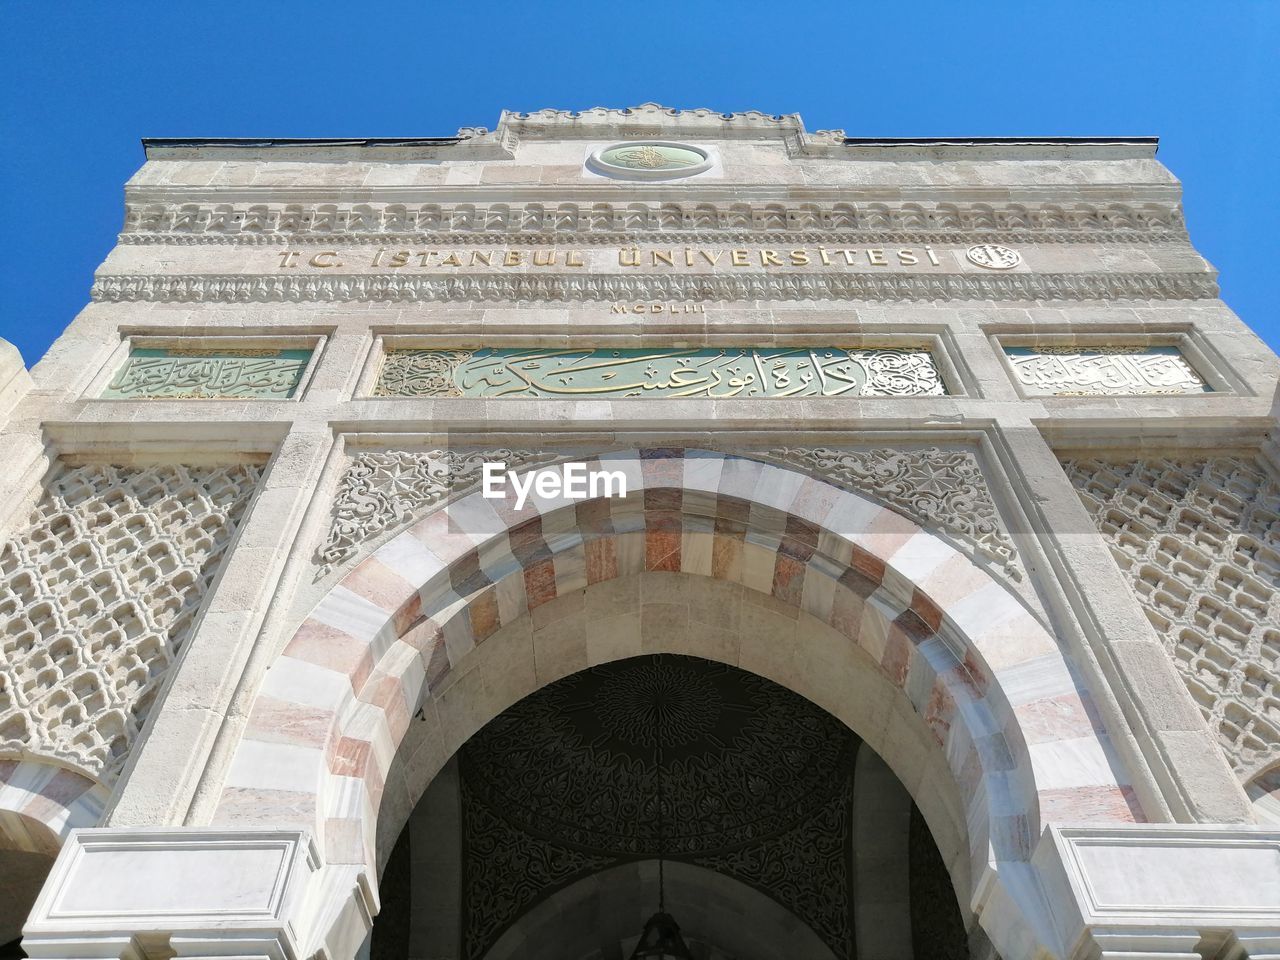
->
xmin=1 ymin=103 xmax=1279 ymax=959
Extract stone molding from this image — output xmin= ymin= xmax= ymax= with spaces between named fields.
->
xmin=90 ymin=270 xmax=1219 ymax=304
xmin=118 ymin=199 xmax=1187 ymax=244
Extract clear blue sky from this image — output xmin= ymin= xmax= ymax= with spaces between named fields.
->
xmin=2 ymin=1 xmax=1276 ymax=366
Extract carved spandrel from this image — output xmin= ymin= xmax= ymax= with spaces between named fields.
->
xmin=374 ymin=347 xmax=946 ymax=400
xmin=1007 ymin=345 xmax=1210 ymax=397
xmin=102 ymin=347 xmax=312 ymax=400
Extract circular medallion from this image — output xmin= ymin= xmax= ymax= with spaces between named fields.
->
xmin=587 ymin=141 xmax=712 ymax=180
xmin=966 ymin=243 xmax=1022 ymax=269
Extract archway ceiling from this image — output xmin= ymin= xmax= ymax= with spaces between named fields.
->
xmin=458 ymin=655 xmax=860 ymax=959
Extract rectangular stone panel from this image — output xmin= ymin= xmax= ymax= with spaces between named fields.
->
xmin=374 ymin=347 xmax=946 ymax=399
xmin=102 ymin=347 xmax=313 ymax=399
xmin=1005 ymin=345 xmax=1210 ymax=396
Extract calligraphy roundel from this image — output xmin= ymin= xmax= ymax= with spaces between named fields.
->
xmin=459 ymin=654 xmax=858 ymax=856
xmin=588 ymin=141 xmax=713 ymax=180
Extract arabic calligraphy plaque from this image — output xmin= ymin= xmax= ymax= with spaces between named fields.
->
xmin=102 ymin=347 xmax=313 ymax=399
xmin=1005 ymin=345 xmax=1210 ymax=396
xmin=374 ymin=347 xmax=946 ymax=399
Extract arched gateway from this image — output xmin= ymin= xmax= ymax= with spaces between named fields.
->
xmin=214 ymin=449 xmax=1133 ymax=957
xmin=7 ymin=105 xmax=1280 ymax=960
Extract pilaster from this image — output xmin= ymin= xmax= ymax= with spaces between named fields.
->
xmin=992 ymin=416 xmax=1251 ymax=824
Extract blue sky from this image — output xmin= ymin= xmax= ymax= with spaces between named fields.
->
xmin=1 ymin=1 xmax=1276 ymax=365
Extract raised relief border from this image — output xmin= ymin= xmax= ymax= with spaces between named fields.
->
xmin=89 ymin=271 xmax=1218 ymax=304
xmin=101 ymin=346 xmax=314 ymax=400
xmin=118 ymin=199 xmax=1187 ymax=245
xmin=372 ymin=347 xmax=946 ymax=400
xmin=1006 ymin=345 xmax=1211 ymax=397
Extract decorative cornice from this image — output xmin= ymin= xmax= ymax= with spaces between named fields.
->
xmin=484 ymin=102 xmax=838 ymax=146
xmin=91 ymin=270 xmax=1219 ymax=304
xmin=118 ymin=199 xmax=1187 ymax=244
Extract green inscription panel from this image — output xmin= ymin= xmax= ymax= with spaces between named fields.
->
xmin=102 ymin=348 xmax=312 ymax=399
xmin=375 ymin=347 xmax=945 ymax=399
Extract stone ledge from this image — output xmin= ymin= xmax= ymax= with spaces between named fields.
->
xmin=1033 ymin=824 xmax=1280 ymax=958
xmin=23 ymin=828 xmax=320 ymax=960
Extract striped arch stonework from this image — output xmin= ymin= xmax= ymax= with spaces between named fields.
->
xmin=0 ymin=760 xmax=107 ymax=856
xmin=216 ymin=448 xmax=1140 ymax=921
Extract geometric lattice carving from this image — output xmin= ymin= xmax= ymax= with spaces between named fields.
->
xmin=0 ymin=463 xmax=262 ymax=781
xmin=374 ymin=347 xmax=946 ymax=399
xmin=1006 ymin=345 xmax=1210 ymax=396
xmin=317 ymin=449 xmax=556 ymax=572
xmin=1064 ymin=456 xmax=1280 ymax=777
xmin=766 ymin=446 xmax=1020 ymax=578
xmin=102 ymin=348 xmax=312 ymax=400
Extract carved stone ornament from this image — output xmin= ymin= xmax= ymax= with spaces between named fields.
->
xmin=765 ymin=446 xmax=1020 ymax=578
xmin=374 ymin=347 xmax=946 ymax=400
xmin=586 ymin=142 xmax=713 ymax=180
xmin=90 ymin=270 xmax=1218 ymax=304
xmin=459 ymin=655 xmax=858 ymax=958
xmin=119 ymin=198 xmax=1188 ymax=245
xmin=1006 ymin=345 xmax=1210 ymax=397
xmin=0 ymin=463 xmax=261 ymax=781
xmin=1065 ymin=456 xmax=1280 ymax=778
xmin=317 ymin=449 xmax=558 ymax=571
xmin=966 ymin=243 xmax=1022 ymax=269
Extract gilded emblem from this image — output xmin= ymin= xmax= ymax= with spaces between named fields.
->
xmin=966 ymin=243 xmax=1022 ymax=269
xmin=589 ymin=142 xmax=712 ymax=180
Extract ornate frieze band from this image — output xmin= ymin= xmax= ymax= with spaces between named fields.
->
xmin=1007 ymin=345 xmax=1210 ymax=397
xmin=374 ymin=347 xmax=945 ymax=399
xmin=90 ymin=271 xmax=1218 ymax=303
xmin=119 ymin=199 xmax=1186 ymax=244
xmin=1065 ymin=456 xmax=1280 ymax=779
